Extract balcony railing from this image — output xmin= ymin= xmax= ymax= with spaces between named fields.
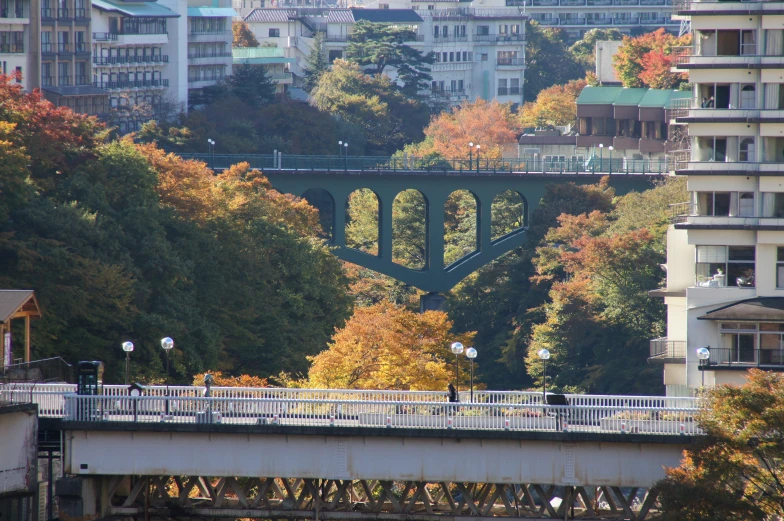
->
xmin=187 ymin=51 xmax=231 ymax=59
xmin=497 ymin=58 xmax=524 ymax=66
xmin=74 ymin=7 xmax=87 ymax=18
xmin=58 ymin=76 xmax=71 ymax=86
xmin=58 ymin=43 xmax=71 ymax=53
xmin=188 ymin=29 xmax=230 ymax=36
xmin=649 ymin=338 xmax=687 ymax=359
xmin=433 ymin=35 xmax=468 ymax=42
xmin=75 ymin=75 xmax=90 ymax=85
xmin=94 ymin=55 xmax=169 ymax=65
xmin=93 ymin=32 xmax=118 ymax=41
xmin=41 ymin=42 xmax=54 ymax=53
xmin=41 ymin=75 xmax=53 ymax=86
xmin=56 ymin=7 xmax=69 ymax=18
xmin=41 ymin=7 xmax=53 ymax=18
xmin=497 ymin=87 xmax=509 ymax=95
xmin=324 ymin=35 xmax=349 ymax=42
xmin=0 ymin=43 xmax=24 ymax=53
xmin=75 ymin=42 xmax=88 ymax=53
xmin=701 ymin=347 xmax=784 ymax=368
xmin=93 ymin=79 xmax=170 ymax=90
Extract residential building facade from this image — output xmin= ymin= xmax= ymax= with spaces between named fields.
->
xmin=650 ymin=0 xmax=784 ymax=395
xmin=0 ymin=0 xmax=38 ymax=91
xmin=232 ymin=45 xmax=294 ymax=95
xmin=186 ymin=0 xmax=234 ymax=104
xmin=243 ymin=6 xmax=526 ymax=106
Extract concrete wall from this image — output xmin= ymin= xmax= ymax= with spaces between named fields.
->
xmin=0 ymin=405 xmax=37 ymax=498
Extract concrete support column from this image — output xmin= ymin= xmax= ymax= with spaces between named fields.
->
xmin=426 ymin=195 xmax=445 ymax=272
xmin=378 ymin=194 xmax=394 ymax=260
xmin=478 ymin=197 xmax=493 ymax=253
xmin=332 ymin=191 xmax=347 ymax=248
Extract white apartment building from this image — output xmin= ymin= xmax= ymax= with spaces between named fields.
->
xmin=91 ymin=0 xmax=181 ymax=130
xmin=232 ymin=45 xmax=294 ymax=94
xmin=0 ymin=0 xmax=36 ymax=91
xmin=186 ymin=1 xmax=234 ymax=103
xmin=650 ymin=0 xmax=784 ymax=396
xmin=243 ymin=6 xmax=526 ymax=105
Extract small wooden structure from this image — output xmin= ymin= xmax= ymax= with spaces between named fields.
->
xmin=0 ymin=290 xmax=42 ymax=364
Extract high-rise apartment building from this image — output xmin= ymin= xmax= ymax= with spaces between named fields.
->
xmin=0 ymin=0 xmax=38 ymax=90
xmin=186 ymin=0 xmax=234 ymax=105
xmin=650 ymin=0 xmax=784 ymax=395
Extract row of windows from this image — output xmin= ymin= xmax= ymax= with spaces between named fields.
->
xmin=188 ymin=64 xmax=225 ymax=81
xmin=59 ymin=95 xmax=106 ymax=115
xmin=434 ymin=51 xmax=472 ymax=63
xmin=694 ymin=245 xmax=784 ymax=289
xmin=107 ymin=17 xmax=167 ymax=35
xmin=431 ymin=79 xmax=464 ymax=92
xmin=190 ymin=18 xmax=227 ymax=33
xmin=691 ymin=192 xmax=784 ymax=218
xmin=0 ymin=31 xmax=23 ymax=53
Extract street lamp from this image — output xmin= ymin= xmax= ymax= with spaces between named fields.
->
xmin=344 ymin=142 xmax=349 ymax=169
xmin=450 ymin=341 xmax=464 ymax=395
xmin=207 ymin=139 xmax=215 ymax=169
xmin=696 ymin=347 xmax=710 ymax=387
xmin=598 ymin=143 xmax=604 ymax=171
xmin=538 ymin=348 xmax=550 ymax=401
xmin=468 ymin=142 xmax=474 ymax=169
xmin=466 ymin=347 xmax=477 ymax=403
xmin=608 ymin=145 xmax=614 ymax=174
xmin=475 ymin=144 xmax=481 ymax=172
xmin=121 ymin=341 xmax=134 ymax=385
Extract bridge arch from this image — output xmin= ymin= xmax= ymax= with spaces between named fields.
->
xmin=444 ymin=189 xmax=479 ymax=267
xmin=490 ymin=189 xmax=529 ymax=242
xmin=392 ymin=189 xmax=429 ymax=270
xmin=345 ymin=188 xmax=381 ymax=256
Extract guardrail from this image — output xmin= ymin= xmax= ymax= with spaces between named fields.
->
xmin=176 ymin=153 xmax=674 ymax=175
xmin=0 ymin=384 xmax=699 ymax=422
xmin=59 ymin=394 xmax=702 ymax=435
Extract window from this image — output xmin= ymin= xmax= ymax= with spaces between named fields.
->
xmin=498 ymin=78 xmax=507 ymax=95
xmin=741 ymin=30 xmax=756 ymax=55
xmin=480 ymin=53 xmax=487 ymax=61
xmin=694 ymin=192 xmax=754 ymax=217
xmin=328 ymin=50 xmax=342 ymax=62
xmin=720 ymin=324 xmax=757 ymax=363
xmin=462 ymin=51 xmax=467 ymax=61
xmin=449 ymin=51 xmax=454 ymax=62
xmin=58 ymin=61 xmax=69 ymax=85
xmin=740 ymin=84 xmax=755 ymax=109
xmin=433 ymin=25 xmax=438 ymax=38
xmin=442 ymin=26 xmax=447 ymax=37
xmin=15 ymin=65 xmax=20 ymax=82
xmin=269 ymin=28 xmax=280 ymax=37
xmin=696 ymin=245 xmax=755 ymax=287
xmin=763 ymin=193 xmax=784 ymax=217
xmin=442 ymin=52 xmax=447 ymax=62
xmin=778 ymin=247 xmax=784 ymax=288
xmin=739 ymin=137 xmax=755 ymax=162
xmin=457 ymin=79 xmax=463 ymax=91
xmin=510 ymin=78 xmax=520 ymax=94
xmin=476 ymin=25 xmax=489 ymax=36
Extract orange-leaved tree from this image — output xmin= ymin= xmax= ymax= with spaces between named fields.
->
xmin=192 ymin=371 xmax=269 ymax=387
xmin=613 ymin=28 xmax=691 ymax=89
xmin=519 ymin=78 xmax=587 ymax=129
xmin=305 ymin=302 xmax=475 ymax=390
xmin=233 ymin=21 xmax=259 ymax=48
xmin=406 ymin=99 xmax=518 ymax=160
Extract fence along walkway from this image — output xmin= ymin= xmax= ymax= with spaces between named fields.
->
xmin=0 ymin=384 xmax=702 ymax=435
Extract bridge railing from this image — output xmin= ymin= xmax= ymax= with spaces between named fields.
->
xmin=1 ymin=383 xmax=699 ymax=418
xmin=177 ymin=153 xmax=674 ymax=175
xmin=60 ymin=394 xmax=703 ymax=435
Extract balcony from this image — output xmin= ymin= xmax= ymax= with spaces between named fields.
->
xmin=612 ymin=136 xmax=640 ymax=150
xmin=58 ymin=76 xmax=71 ymax=86
xmin=676 ymin=108 xmax=784 ymax=123
xmin=188 ymin=30 xmax=231 ymax=43
xmin=496 ymin=58 xmax=524 ymax=67
xmin=93 ymin=32 xmax=118 ymax=41
xmin=75 ymin=75 xmax=89 ymax=85
xmin=93 ymin=79 xmax=169 ymax=90
xmin=268 ymin=72 xmax=293 ymax=84
xmin=675 ymin=0 xmax=784 ymax=15
xmin=324 ymin=35 xmax=349 ymax=42
xmin=676 ymin=161 xmax=784 ymax=175
xmin=74 ymin=7 xmax=87 ymax=19
xmin=0 ymin=43 xmax=24 ymax=53
xmin=187 ymin=52 xmax=231 ymax=65
xmin=41 ymin=75 xmax=53 ymax=86
xmin=640 ymin=138 xmax=665 ymax=154
xmin=649 ymin=338 xmax=687 ymax=361
xmin=75 ymin=42 xmax=88 ymax=54
xmin=433 ymin=35 xmax=468 ymax=42
xmin=700 ymin=348 xmax=784 ymax=370
xmin=41 ymin=7 xmax=53 ymax=19
xmin=1 ymin=7 xmax=28 ymax=19
xmin=94 ymin=55 xmax=169 ymax=66
xmin=58 ymin=43 xmax=72 ymax=54
xmin=669 ymin=204 xmax=784 ymax=230
xmin=496 ymin=33 xmax=524 ymax=42
xmin=41 ymin=42 xmax=54 ymax=54
xmin=56 ymin=7 xmax=70 ymax=19
xmin=431 ymin=62 xmax=472 ymax=71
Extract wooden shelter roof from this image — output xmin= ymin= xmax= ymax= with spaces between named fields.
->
xmin=0 ymin=290 xmax=42 ymax=324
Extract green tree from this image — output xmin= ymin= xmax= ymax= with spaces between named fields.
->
xmin=345 ymin=20 xmax=433 ymax=95
xmin=524 ymin=21 xmax=584 ymax=101
xmin=658 ymin=369 xmax=784 ymax=521
xmin=568 ymin=28 xmax=623 ymax=69
xmin=613 ymin=28 xmax=690 ymax=89
xmin=227 ymin=63 xmax=276 ymax=106
xmin=310 ymin=59 xmax=428 ymax=154
xmin=303 ymin=31 xmax=328 ymax=93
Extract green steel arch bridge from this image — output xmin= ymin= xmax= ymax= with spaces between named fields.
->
xmin=182 ymin=153 xmax=669 ymax=293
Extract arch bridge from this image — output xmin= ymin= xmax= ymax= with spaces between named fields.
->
xmin=182 ymin=153 xmax=666 ymax=292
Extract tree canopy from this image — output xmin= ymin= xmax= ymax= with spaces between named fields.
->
xmin=613 ymin=28 xmax=691 ymax=89
xmin=568 ymin=28 xmax=623 ymax=69
xmin=303 ymin=31 xmax=328 ymax=93
xmin=524 ymin=21 xmax=584 ymax=101
xmin=658 ymin=370 xmax=784 ymax=521
xmin=519 ymin=79 xmax=587 ymax=129
xmin=233 ymin=21 xmax=260 ymax=48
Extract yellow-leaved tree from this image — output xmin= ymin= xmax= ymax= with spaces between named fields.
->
xmin=305 ymin=302 xmax=475 ymax=390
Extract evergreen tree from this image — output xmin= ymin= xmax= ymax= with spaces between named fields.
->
xmin=524 ymin=21 xmax=584 ymax=101
xmin=303 ymin=32 xmax=328 ymax=93
xmin=228 ymin=63 xmax=276 ymax=106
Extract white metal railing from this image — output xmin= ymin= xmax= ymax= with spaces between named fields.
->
xmin=58 ymin=394 xmax=702 ymax=435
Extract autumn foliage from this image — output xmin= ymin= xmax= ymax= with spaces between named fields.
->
xmin=192 ymin=371 xmax=269 ymax=388
xmin=612 ymin=29 xmax=691 ymax=89
xmin=305 ymin=302 xmax=475 ymax=390
xmin=407 ymin=99 xmax=518 ymax=160
xmin=519 ymin=79 xmax=587 ymax=129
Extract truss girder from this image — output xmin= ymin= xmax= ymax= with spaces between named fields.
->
xmin=106 ymin=476 xmax=660 ymax=521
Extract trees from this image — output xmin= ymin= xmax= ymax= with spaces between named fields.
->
xmin=405 ymin=99 xmax=518 ymax=160
xmin=310 ymin=59 xmax=428 ymax=154
xmin=233 ymin=21 xmax=259 ymax=48
xmin=613 ymin=28 xmax=691 ymax=89
xmin=345 ymin=20 xmax=433 ymax=95
xmin=568 ymin=28 xmax=623 ymax=69
xmin=303 ymin=31 xmax=328 ymax=93
xmin=227 ymin=63 xmax=276 ymax=106
xmin=524 ymin=21 xmax=584 ymax=101
xmin=305 ymin=302 xmax=475 ymax=390
xmin=519 ymin=79 xmax=587 ymax=129
xmin=658 ymin=370 xmax=784 ymax=521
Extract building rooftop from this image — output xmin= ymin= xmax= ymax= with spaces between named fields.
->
xmin=576 ymin=86 xmax=689 ymax=109
xmin=243 ymin=8 xmax=299 ymax=22
xmin=575 ymin=86 xmax=625 ymax=105
xmin=188 ymin=7 xmax=237 ymax=17
xmin=349 ymin=7 xmax=423 ymax=23
xmin=93 ymin=0 xmax=180 ymax=17
xmin=613 ymin=88 xmax=648 ymax=106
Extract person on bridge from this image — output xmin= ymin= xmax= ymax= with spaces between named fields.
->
xmin=448 ymin=383 xmax=458 ymax=403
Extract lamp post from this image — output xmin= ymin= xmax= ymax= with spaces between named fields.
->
xmin=207 ymin=139 xmax=215 ymax=169
xmin=450 ymin=342 xmax=464 ymax=395
xmin=696 ymin=347 xmax=710 ymax=387
xmin=608 ymin=145 xmax=614 ymax=174
xmin=344 ymin=142 xmax=349 ymax=169
xmin=598 ymin=143 xmax=604 ymax=171
xmin=121 ymin=341 xmax=134 ymax=385
xmin=538 ymin=348 xmax=550 ymax=401
xmin=338 ymin=140 xmax=343 ymax=165
xmin=468 ymin=142 xmax=474 ymax=169
xmin=466 ymin=347 xmax=477 ymax=403
xmin=475 ymin=144 xmax=481 ymax=172
xmin=161 ymin=337 xmax=174 ymax=415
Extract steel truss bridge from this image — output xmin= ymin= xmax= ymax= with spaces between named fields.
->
xmin=175 ymin=153 xmax=668 ymax=292
xmin=4 ymin=385 xmax=700 ymax=521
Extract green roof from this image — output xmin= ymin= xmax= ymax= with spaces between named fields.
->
xmin=232 ymin=47 xmax=294 ymax=64
xmin=666 ymin=90 xmax=691 ymax=108
xmin=613 ymin=88 xmax=649 ymax=106
xmin=92 ymin=0 xmax=180 ymax=17
xmin=188 ymin=7 xmax=237 ymax=17
xmin=576 ymin=86 xmax=624 ymax=105
xmin=639 ymin=88 xmax=681 ymax=108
